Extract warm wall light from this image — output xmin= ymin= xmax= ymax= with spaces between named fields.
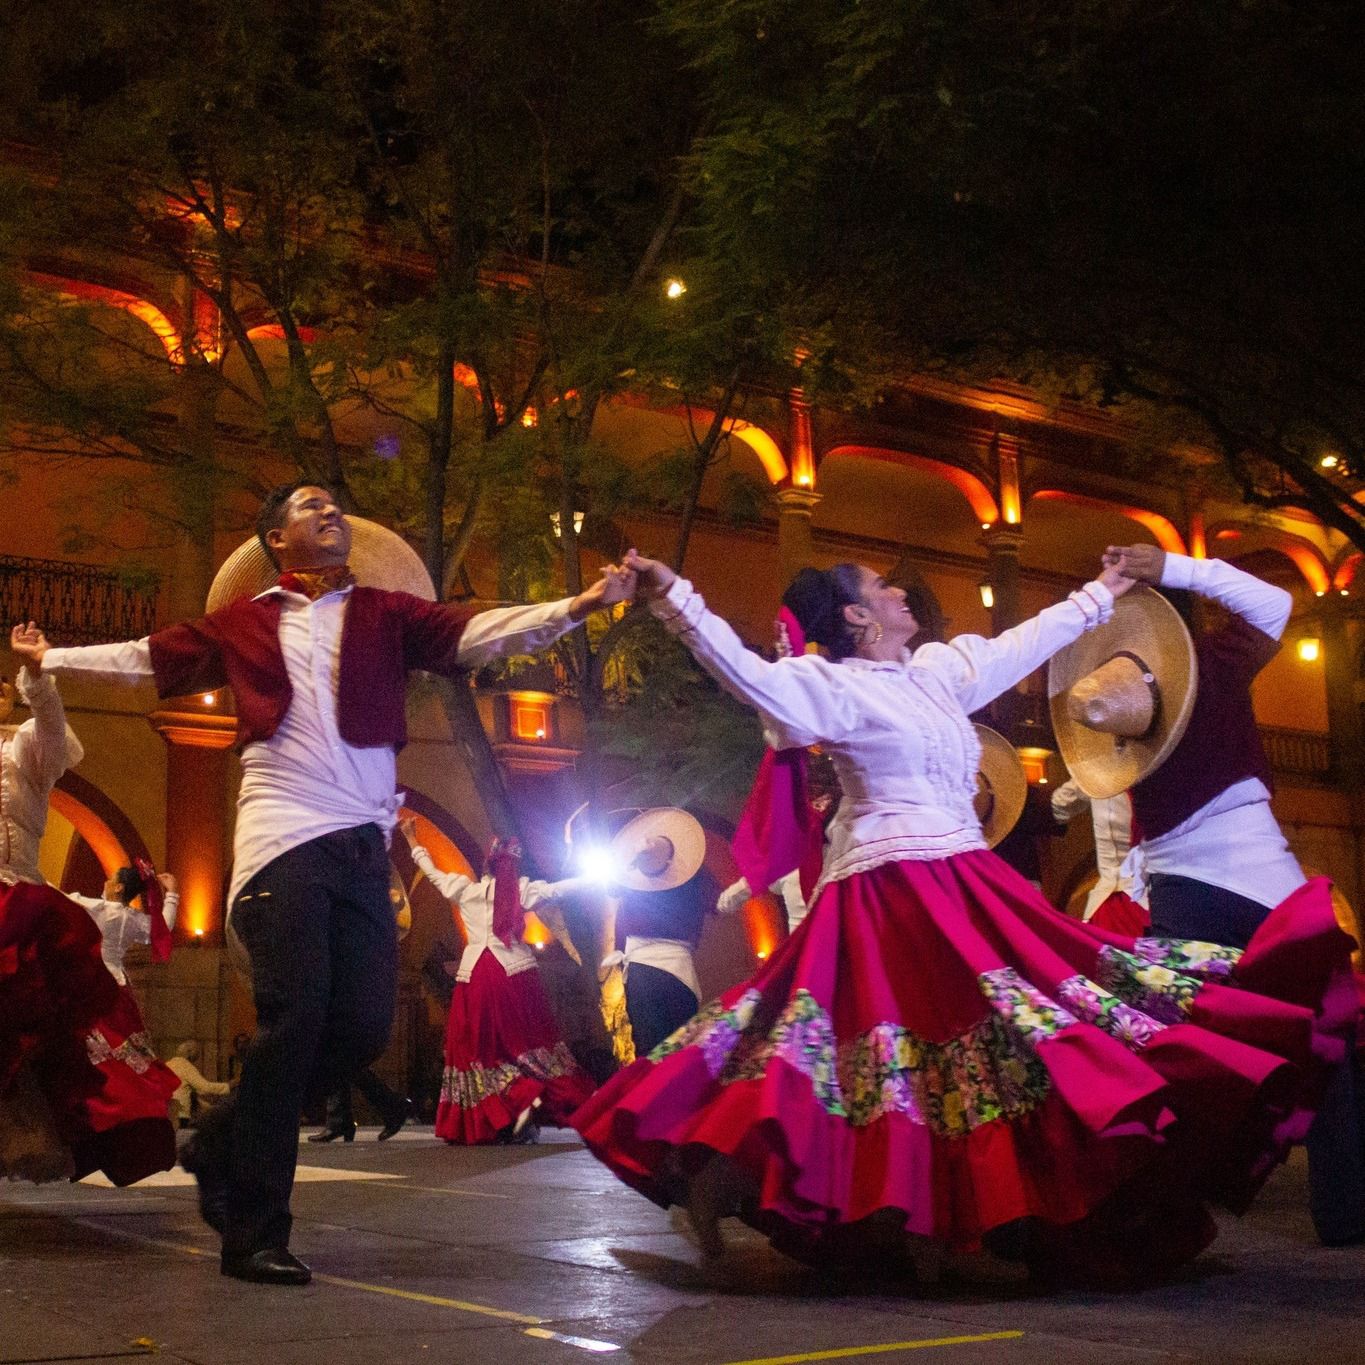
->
xmin=549 ymin=510 xmax=586 ymax=538
xmin=1320 ymin=453 xmax=1341 ymax=469
xmin=1298 ymin=638 xmax=1321 ymax=663
xmin=979 ymin=582 xmax=995 ymax=610
xmin=664 ymin=277 xmax=687 ymax=299
xmin=201 ymin=693 xmax=216 ymax=705
xmin=508 ymin=691 xmax=554 ymax=743
xmin=521 ymin=407 xmax=538 ymax=428
xmin=1017 ymin=746 xmax=1054 ymax=784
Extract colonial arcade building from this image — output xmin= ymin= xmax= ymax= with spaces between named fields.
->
xmin=4 ymin=247 xmax=1362 ymax=1110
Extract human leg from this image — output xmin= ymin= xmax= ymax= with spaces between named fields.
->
xmin=624 ymin=964 xmax=699 ymax=1057
xmin=1147 ymin=874 xmax=1271 ymax=949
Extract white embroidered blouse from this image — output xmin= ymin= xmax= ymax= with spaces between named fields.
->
xmin=650 ymin=575 xmax=1115 ymax=896
xmin=0 ymin=668 xmax=84 ymax=887
xmin=409 ymin=842 xmax=587 ymax=983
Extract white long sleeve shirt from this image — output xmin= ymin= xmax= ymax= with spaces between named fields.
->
xmin=409 ymin=842 xmax=586 ymax=982
xmin=42 ymin=588 xmax=582 ymax=912
xmin=1 ymin=669 xmax=84 ymax=887
xmin=651 ymin=574 xmax=1114 ymax=896
xmin=66 ymin=891 xmax=181 ymax=985
xmin=1137 ymin=554 xmax=1305 ymax=911
xmin=717 ymin=869 xmax=809 ymax=933
xmin=1051 ymin=780 xmax=1146 ymax=918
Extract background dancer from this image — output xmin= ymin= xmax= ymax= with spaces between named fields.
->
xmin=401 ymin=819 xmax=594 ymax=1144
xmin=12 ymin=483 xmax=635 ymax=1284
xmin=0 ymin=654 xmax=119 ymax=1183
xmin=604 ymin=809 xmax=710 ymax=1057
xmin=65 ymin=865 xmax=180 ymax=1184
xmin=1050 ymin=779 xmax=1147 ymax=930
xmin=574 ymin=552 xmax=1353 ymax=1285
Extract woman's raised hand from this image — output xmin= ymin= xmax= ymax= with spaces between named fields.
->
xmin=622 ymin=549 xmax=676 ymax=599
xmin=568 ymin=562 xmax=638 ymax=620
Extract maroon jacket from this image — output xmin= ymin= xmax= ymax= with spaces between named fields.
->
xmin=1130 ymin=616 xmax=1279 ymax=841
xmin=148 ymin=588 xmax=478 ymax=750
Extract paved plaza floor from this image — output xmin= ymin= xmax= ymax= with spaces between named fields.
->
xmin=2 ymin=1128 xmax=1362 ymax=1364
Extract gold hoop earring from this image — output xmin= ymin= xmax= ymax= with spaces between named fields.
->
xmin=865 ymin=622 xmax=884 ymax=645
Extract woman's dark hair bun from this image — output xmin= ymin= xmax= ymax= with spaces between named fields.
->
xmin=781 ymin=564 xmax=864 ymax=659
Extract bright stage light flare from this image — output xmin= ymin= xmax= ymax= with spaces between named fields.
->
xmin=577 ymin=846 xmax=618 ymax=885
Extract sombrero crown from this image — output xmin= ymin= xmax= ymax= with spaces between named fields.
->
xmin=610 ymin=808 xmax=707 ymax=893
xmin=1048 ymin=585 xmax=1197 ymax=799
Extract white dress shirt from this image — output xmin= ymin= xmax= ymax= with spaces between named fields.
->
xmin=651 ymin=575 xmax=1114 ymax=897
xmin=42 ymin=589 xmax=581 ymax=913
xmin=66 ymin=891 xmax=180 ymax=986
xmin=1137 ymin=555 xmax=1304 ymax=911
xmin=1 ymin=669 xmax=84 ymax=887
xmin=408 ymin=842 xmax=586 ymax=982
xmin=1051 ymin=781 xmax=1146 ymax=918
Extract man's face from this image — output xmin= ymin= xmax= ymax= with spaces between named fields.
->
xmin=267 ymin=487 xmax=352 ymax=570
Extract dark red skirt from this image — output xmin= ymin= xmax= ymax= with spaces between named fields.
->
xmin=573 ymin=850 xmax=1356 ymax=1281
xmin=436 ymin=951 xmax=595 ymax=1144
xmin=70 ymin=987 xmax=178 ymax=1186
xmin=1 ymin=879 xmax=118 ymax=1181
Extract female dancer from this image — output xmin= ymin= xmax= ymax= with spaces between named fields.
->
xmin=66 ymin=866 xmax=181 ymax=1184
xmin=400 ymin=820 xmax=595 ymax=1144
xmin=0 ymin=652 xmax=119 ymax=1182
xmin=573 ymin=555 xmax=1355 ymax=1284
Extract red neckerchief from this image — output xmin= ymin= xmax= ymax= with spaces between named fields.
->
xmin=276 ymin=565 xmax=356 ymax=601
xmin=731 ymin=607 xmax=825 ymax=899
xmin=133 ymin=856 xmax=173 ymax=963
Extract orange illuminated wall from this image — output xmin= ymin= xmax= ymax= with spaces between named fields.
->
xmin=1029 ymin=490 xmax=1187 ymax=554
xmin=823 ymin=445 xmax=1001 ymax=526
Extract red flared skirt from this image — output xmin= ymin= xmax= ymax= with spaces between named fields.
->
xmin=70 ymin=987 xmax=178 ymax=1186
xmin=1 ymin=879 xmax=118 ymax=1181
xmin=573 ymin=850 xmax=1356 ymax=1281
xmin=436 ymin=951 xmax=595 ymax=1145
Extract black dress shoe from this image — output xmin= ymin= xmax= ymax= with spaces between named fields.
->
xmin=221 ymin=1247 xmax=312 ymax=1285
xmin=179 ymin=1138 xmax=230 ymax=1236
xmin=307 ymin=1122 xmax=356 ymax=1144
xmin=377 ymin=1098 xmax=415 ymax=1142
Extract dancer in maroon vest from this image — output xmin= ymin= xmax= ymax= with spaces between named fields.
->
xmin=12 ymin=482 xmax=635 ymax=1284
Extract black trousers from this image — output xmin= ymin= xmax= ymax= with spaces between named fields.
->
xmin=324 ymin=1067 xmax=407 ymax=1129
xmin=198 ymin=826 xmax=396 ymax=1256
xmin=626 ymin=962 xmax=699 ymax=1057
xmin=1147 ymin=873 xmax=1270 ymax=949
xmin=1149 ymin=871 xmax=1365 ymax=1243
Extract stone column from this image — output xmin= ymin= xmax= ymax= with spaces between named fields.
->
xmin=148 ymin=707 xmax=236 ymax=945
xmin=776 ymin=486 xmax=822 ymax=582
xmin=981 ymin=524 xmax=1024 ymax=635
xmin=1321 ymin=598 xmax=1365 ymax=823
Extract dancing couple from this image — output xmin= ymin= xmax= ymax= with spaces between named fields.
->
xmin=572 ymin=548 xmax=1356 ymax=1285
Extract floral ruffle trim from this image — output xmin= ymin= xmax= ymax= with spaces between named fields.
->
xmin=441 ymin=1042 xmax=581 ymax=1111
xmin=645 ymin=936 xmax=1245 ymax=1142
xmin=649 ymin=987 xmax=1052 ymax=1139
xmin=85 ymin=1027 xmax=159 ymax=1076
xmin=981 ymin=937 xmax=1245 ymax=1053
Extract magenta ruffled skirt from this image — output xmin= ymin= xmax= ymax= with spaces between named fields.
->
xmin=573 ymin=851 xmax=1356 ymax=1280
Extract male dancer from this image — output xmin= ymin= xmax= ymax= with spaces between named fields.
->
xmin=13 ymin=482 xmax=634 ymax=1284
xmin=1105 ymin=542 xmax=1364 ymax=1246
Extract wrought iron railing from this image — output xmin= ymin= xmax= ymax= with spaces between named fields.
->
xmin=0 ymin=554 xmax=159 ymax=647
xmin=1260 ymin=726 xmax=1335 ymax=783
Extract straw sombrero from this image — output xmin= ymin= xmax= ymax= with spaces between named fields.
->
xmin=610 ymin=808 xmax=707 ymax=893
xmin=973 ymin=724 xmax=1028 ymax=850
xmin=206 ymin=515 xmax=435 ymax=612
xmin=1048 ymin=585 xmax=1197 ymax=800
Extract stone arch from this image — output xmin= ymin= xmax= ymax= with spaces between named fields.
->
xmin=1027 ymin=490 xmax=1187 ymax=554
xmin=1206 ymin=523 xmax=1331 ymax=594
xmin=822 ymin=445 xmax=1001 ymax=527
xmin=49 ymin=770 xmax=152 ymax=894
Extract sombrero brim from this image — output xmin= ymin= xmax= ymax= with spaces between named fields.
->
xmin=973 ymin=724 xmax=1028 ymax=850
xmin=206 ymin=515 xmax=435 ymax=612
xmin=610 ymin=807 xmax=707 ymax=893
xmin=1048 ymin=585 xmax=1197 ymax=800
